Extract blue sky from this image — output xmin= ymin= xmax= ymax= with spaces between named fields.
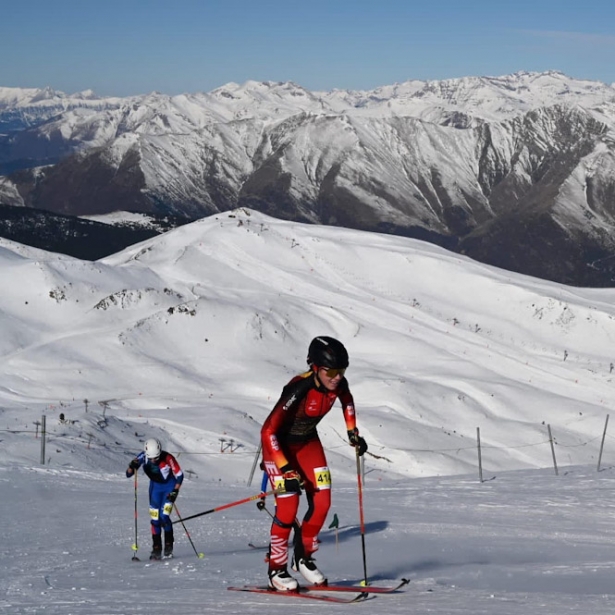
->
xmin=4 ymin=0 xmax=615 ymax=96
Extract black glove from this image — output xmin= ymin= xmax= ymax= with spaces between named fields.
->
xmin=256 ymin=498 xmax=266 ymax=511
xmin=129 ymin=458 xmax=140 ymax=470
xmin=348 ymin=429 xmax=368 ymax=456
xmin=167 ymin=490 xmax=179 ymax=503
xmin=280 ymin=466 xmax=303 ymax=493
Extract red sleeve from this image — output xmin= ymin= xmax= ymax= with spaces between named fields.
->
xmin=167 ymin=453 xmax=184 ymax=485
xmin=261 ymin=375 xmax=308 ymax=471
xmin=261 ymin=398 xmax=294 ymax=471
xmin=338 ymin=379 xmax=357 ymax=433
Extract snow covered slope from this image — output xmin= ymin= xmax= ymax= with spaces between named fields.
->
xmin=2 ymin=208 xmax=615 ymax=481
xmin=4 ymin=209 xmax=615 ymax=613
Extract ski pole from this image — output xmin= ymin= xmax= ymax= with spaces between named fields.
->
xmin=355 ymin=447 xmax=368 ymax=585
xmin=255 ymin=470 xmax=270 ymax=513
xmin=131 ymin=472 xmax=140 ymax=561
xmin=172 ymin=488 xmax=281 ymax=524
xmin=174 ymin=503 xmax=205 ymax=559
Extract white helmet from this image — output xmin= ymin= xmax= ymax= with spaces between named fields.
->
xmin=144 ymin=438 xmax=162 ymax=459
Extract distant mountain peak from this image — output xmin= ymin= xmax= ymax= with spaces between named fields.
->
xmin=4 ymin=71 xmax=615 ymax=286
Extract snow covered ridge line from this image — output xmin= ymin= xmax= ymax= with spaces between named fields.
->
xmin=4 ymin=74 xmax=615 ymax=285
xmin=0 ymin=85 xmax=127 ymax=110
xmin=2 ymin=70 xmax=615 ymax=120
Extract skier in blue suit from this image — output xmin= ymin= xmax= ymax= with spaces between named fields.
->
xmin=126 ymin=438 xmax=184 ymax=559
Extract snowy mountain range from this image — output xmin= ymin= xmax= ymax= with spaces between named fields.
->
xmin=2 ymin=71 xmax=615 ymax=286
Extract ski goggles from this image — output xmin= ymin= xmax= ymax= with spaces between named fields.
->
xmin=320 ymin=367 xmax=346 ymax=378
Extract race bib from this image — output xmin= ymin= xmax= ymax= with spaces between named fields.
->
xmin=149 ymin=507 xmax=160 ymax=520
xmin=163 ymin=502 xmax=173 ymax=515
xmin=314 ymin=466 xmax=331 ymax=490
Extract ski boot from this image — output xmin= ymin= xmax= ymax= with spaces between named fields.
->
xmin=164 ymin=531 xmax=174 ymax=559
xmin=150 ymin=533 xmax=163 ymax=560
xmin=292 ymin=551 xmax=326 ymax=585
xmin=268 ymin=566 xmax=299 ymax=591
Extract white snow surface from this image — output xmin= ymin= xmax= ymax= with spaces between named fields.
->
xmin=3 ymin=208 xmax=615 ymax=614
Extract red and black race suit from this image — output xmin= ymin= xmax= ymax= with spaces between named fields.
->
xmin=260 ymin=371 xmax=358 ymax=568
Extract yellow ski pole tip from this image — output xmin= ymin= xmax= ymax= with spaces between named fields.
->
xmin=360 ymin=579 xmax=368 ymax=587
xmin=198 ymin=552 xmax=205 ymax=558
xmin=131 ymin=544 xmax=138 ymax=551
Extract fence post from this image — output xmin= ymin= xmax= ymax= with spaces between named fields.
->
xmin=40 ymin=415 xmax=46 ymax=465
xmin=597 ymin=414 xmax=610 ymax=472
xmin=547 ymin=424 xmax=558 ymax=476
xmin=247 ymin=442 xmax=262 ymax=486
xmin=476 ymin=427 xmax=483 ymax=483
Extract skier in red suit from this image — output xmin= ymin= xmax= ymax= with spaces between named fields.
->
xmin=261 ymin=336 xmax=368 ymax=591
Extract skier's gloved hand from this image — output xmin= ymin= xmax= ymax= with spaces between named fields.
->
xmin=167 ymin=490 xmax=179 ymax=503
xmin=129 ymin=458 xmax=140 ymax=470
xmin=256 ymin=498 xmax=266 ymax=511
xmin=348 ymin=429 xmax=368 ymax=456
xmin=280 ymin=466 xmax=303 ymax=493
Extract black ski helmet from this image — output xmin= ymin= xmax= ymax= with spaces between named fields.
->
xmin=307 ymin=336 xmax=349 ymax=369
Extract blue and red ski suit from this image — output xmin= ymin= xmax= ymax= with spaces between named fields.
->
xmin=126 ymin=450 xmax=184 ymax=538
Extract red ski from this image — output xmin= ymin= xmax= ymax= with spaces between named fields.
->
xmin=227 ymin=585 xmax=368 ymax=603
xmin=303 ymin=577 xmax=410 ymax=593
